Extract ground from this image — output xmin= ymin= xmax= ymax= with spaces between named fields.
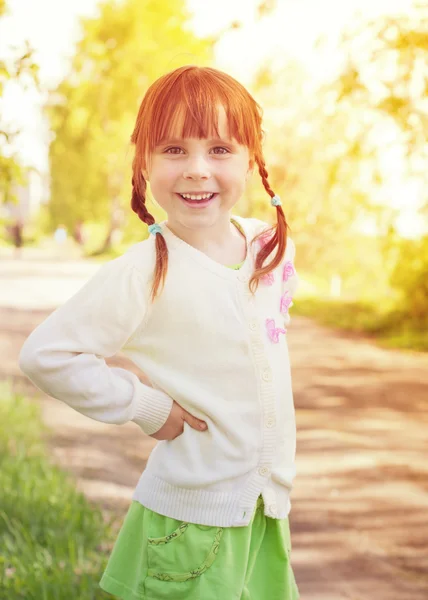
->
xmin=1 ymin=247 xmax=427 ymax=600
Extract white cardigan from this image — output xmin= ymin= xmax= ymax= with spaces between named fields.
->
xmin=19 ymin=216 xmax=300 ymax=527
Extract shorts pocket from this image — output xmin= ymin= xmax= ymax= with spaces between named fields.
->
xmin=146 ymin=511 xmax=224 ymax=585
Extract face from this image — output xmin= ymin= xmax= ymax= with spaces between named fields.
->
xmin=142 ymin=106 xmax=254 ymax=233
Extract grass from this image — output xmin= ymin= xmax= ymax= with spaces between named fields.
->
xmin=0 ymin=381 xmax=117 ymax=599
xmin=292 ymin=296 xmax=428 ymax=352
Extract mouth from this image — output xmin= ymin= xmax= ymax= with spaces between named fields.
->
xmin=176 ymin=192 xmax=218 ymax=208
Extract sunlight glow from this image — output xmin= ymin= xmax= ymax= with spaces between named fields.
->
xmin=0 ymin=0 xmax=425 ymax=236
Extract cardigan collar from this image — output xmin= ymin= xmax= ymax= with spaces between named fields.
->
xmin=159 ymin=215 xmax=258 ymax=282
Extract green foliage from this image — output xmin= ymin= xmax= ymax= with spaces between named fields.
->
xmin=293 ymin=295 xmax=428 ymax=352
xmin=0 ymin=381 xmax=115 ymax=599
xmin=250 ymin=3 xmax=427 ymax=321
xmin=0 ymin=155 xmax=26 ymax=204
xmin=293 ymin=296 xmax=389 ymax=332
xmin=335 ymin=4 xmax=428 ymax=180
xmin=390 ymin=235 xmax=428 ymax=323
xmin=0 ymin=2 xmax=39 ymax=204
xmin=252 ymin=58 xmax=387 ymax=277
xmin=46 ymin=0 xmax=214 ymax=231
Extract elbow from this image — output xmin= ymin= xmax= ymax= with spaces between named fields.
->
xmin=18 ymin=341 xmax=58 ymax=395
xmin=18 ymin=345 xmax=35 ymax=378
xmin=18 ymin=339 xmax=43 ymax=379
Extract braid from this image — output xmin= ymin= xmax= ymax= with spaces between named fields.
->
xmin=131 ymin=171 xmax=168 ymax=301
xmin=249 ymin=153 xmax=289 ymax=294
xmin=131 ymin=176 xmax=154 ymax=226
xmin=256 ymin=157 xmax=275 ymax=198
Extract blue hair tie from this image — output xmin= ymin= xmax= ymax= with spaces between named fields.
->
xmin=271 ymin=194 xmax=282 ymax=207
xmin=148 ymin=223 xmax=162 ymax=236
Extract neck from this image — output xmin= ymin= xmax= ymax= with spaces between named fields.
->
xmin=165 ymin=215 xmax=247 ymax=264
xmin=165 ymin=215 xmax=236 ymax=250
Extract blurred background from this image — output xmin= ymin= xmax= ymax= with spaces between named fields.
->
xmin=1 ymin=0 xmax=428 ymax=348
xmin=0 ymin=1 xmax=427 ymax=599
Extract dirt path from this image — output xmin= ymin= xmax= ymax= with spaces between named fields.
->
xmin=2 ymin=254 xmax=428 ymax=599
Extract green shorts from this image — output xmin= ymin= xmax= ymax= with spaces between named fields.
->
xmin=99 ymin=494 xmax=300 ymax=600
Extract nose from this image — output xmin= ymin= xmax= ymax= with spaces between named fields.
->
xmin=182 ymin=154 xmax=211 ymax=180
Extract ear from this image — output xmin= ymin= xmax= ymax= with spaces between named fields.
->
xmin=142 ymin=168 xmax=149 ymax=181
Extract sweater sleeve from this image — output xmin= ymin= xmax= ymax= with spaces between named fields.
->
xmin=282 ymin=237 xmax=300 ymax=328
xmin=18 ymin=256 xmax=173 ymax=435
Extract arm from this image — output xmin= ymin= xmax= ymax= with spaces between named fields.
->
xmin=18 ymin=256 xmax=172 ymax=435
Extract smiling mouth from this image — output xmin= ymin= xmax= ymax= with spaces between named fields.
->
xmin=176 ymin=193 xmax=218 ymax=205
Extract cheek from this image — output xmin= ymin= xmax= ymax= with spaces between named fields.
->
xmin=151 ymin=167 xmax=179 ymax=193
xmin=218 ymin=163 xmax=247 ymax=185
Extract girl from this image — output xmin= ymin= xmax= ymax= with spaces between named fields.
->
xmin=19 ymin=65 xmax=300 ymax=600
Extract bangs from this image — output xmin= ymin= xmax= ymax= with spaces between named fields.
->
xmin=134 ymin=66 xmax=263 ymax=164
xmin=153 ymin=101 xmax=225 ymax=149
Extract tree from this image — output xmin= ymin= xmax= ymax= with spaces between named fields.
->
xmin=247 ymin=2 xmax=428 ymax=299
xmin=46 ymin=0 xmax=215 ymax=249
xmin=334 ymin=1 xmax=428 ymax=212
xmin=331 ymin=1 xmax=428 ymax=304
xmin=0 ymin=0 xmax=39 ymax=205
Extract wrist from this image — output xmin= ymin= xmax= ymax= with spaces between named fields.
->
xmin=132 ymin=384 xmax=173 ymax=435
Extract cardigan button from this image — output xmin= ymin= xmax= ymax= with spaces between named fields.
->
xmin=262 ymin=368 xmax=272 ymax=382
xmin=249 ymin=320 xmax=258 ymax=331
xmin=265 ymin=417 xmax=276 ymax=428
xmin=268 ymin=503 xmax=278 ymax=515
xmin=258 ymin=466 xmax=270 ymax=476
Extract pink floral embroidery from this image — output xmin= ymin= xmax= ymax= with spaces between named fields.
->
xmin=283 ymin=261 xmax=295 ymax=282
xmin=266 ymin=318 xmax=286 ymax=343
xmin=280 ymin=291 xmax=293 ymax=314
xmin=261 ymin=272 xmax=275 ymax=286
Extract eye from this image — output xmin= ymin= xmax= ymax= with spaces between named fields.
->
xmin=165 ymin=147 xmax=184 ymax=154
xmin=212 ymin=147 xmax=229 ymax=154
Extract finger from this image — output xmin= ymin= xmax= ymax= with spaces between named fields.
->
xmin=183 ymin=412 xmax=207 ymax=430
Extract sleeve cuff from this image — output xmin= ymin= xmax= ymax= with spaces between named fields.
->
xmin=132 ymin=384 xmax=174 ymax=435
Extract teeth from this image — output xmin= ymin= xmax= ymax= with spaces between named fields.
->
xmin=181 ymin=193 xmax=214 ymax=200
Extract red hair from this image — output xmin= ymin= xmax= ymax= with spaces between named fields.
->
xmin=130 ymin=65 xmax=290 ymax=301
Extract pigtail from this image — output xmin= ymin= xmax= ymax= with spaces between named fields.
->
xmin=131 ymin=168 xmax=168 ymax=302
xmin=249 ymin=154 xmax=289 ymax=294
